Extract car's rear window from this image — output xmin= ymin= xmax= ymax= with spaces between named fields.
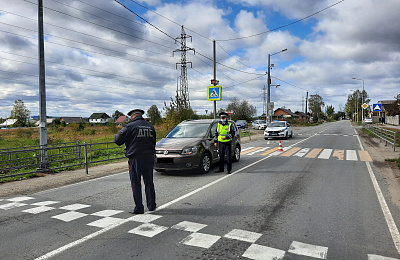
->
xmin=166 ymin=123 xmax=210 ymax=138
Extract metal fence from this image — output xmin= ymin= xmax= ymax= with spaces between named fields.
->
xmin=363 ymin=124 xmax=398 ymax=151
xmin=0 ymin=141 xmax=126 ymax=180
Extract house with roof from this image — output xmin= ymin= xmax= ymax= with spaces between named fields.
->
xmin=89 ymin=113 xmax=111 ymax=125
xmin=377 ymin=99 xmax=399 ymax=125
xmin=272 ymin=108 xmax=300 ymax=121
xmin=60 ymin=117 xmax=88 ymax=125
xmin=0 ymin=119 xmax=18 ymax=128
xmin=115 ymin=115 xmax=130 ymax=126
xmin=294 ymin=111 xmax=307 ymax=120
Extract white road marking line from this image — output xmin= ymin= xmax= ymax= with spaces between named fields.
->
xmin=128 ymin=223 xmax=168 ymax=238
xmin=59 ymin=204 xmax=90 ymax=211
xmin=171 ymin=221 xmax=207 ymax=232
xmin=87 ymin=217 xmax=124 ymax=228
xmin=35 ymin=217 xmax=133 ymax=260
xmin=52 ymin=211 xmax=88 ymax=222
xmin=367 ymin=162 xmax=400 ymax=254
xmin=223 ymin=229 xmax=262 ymax=243
xmin=0 ymin=202 xmax=27 ymax=210
xmin=35 ymin=133 xmax=317 ymax=260
xmin=180 ymin=232 xmax=221 ymax=249
xmin=241 ymin=147 xmax=255 ymax=152
xmin=23 ymin=206 xmax=55 ymax=214
xmin=242 ymin=244 xmax=285 ymax=260
xmin=346 ymin=150 xmax=358 ymax=161
xmin=318 ymin=149 xmax=333 ymax=159
xmin=6 ymin=196 xmax=34 ymax=202
xmin=288 ymin=241 xmax=328 ymax=259
xmin=368 ymin=254 xmax=400 ymax=260
xmin=247 ymin=147 xmax=270 ymax=155
xmin=354 ymin=122 xmax=400 ymax=255
xmin=293 ymin=148 xmax=310 ymax=157
xmin=128 ymin=214 xmax=162 ymax=223
xmin=31 ymin=201 xmax=60 ymax=206
xmin=90 ymin=210 xmax=123 ymax=217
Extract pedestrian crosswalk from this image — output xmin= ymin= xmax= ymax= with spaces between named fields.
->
xmin=241 ymin=146 xmax=373 ymax=161
xmin=1 ymin=196 xmax=397 ymax=260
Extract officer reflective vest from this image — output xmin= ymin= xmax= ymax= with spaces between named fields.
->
xmin=217 ymin=122 xmax=232 ymax=142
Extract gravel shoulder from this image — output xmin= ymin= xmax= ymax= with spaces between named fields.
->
xmin=1 ymin=127 xmax=399 ymax=199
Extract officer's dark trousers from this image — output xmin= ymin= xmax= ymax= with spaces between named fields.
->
xmin=128 ymin=154 xmax=156 ymax=211
xmin=218 ymin=141 xmax=232 ymax=172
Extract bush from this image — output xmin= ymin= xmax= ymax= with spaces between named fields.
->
xmin=107 ymin=123 xmax=118 ymax=134
xmin=82 ymin=129 xmax=96 ymax=135
xmin=70 ymin=122 xmax=85 ymax=132
xmin=15 ymin=128 xmax=34 ymax=138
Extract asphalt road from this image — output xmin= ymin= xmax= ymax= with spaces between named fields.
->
xmin=1 ymin=120 xmax=400 ymax=260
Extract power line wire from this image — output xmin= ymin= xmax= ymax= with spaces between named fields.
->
xmin=114 ymin=0 xmax=178 ymax=42
xmin=127 ymin=0 xmax=212 ymax=41
xmin=20 ymin=0 xmax=177 ymax=49
xmin=217 ymin=0 xmax=346 ymax=41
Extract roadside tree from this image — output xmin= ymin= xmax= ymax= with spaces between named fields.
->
xmin=308 ymin=94 xmax=324 ymax=121
xmin=112 ymin=110 xmax=124 ymax=121
xmin=326 ymin=105 xmax=335 ymax=119
xmin=226 ymin=97 xmax=256 ymax=122
xmin=147 ymin=105 xmax=162 ymax=125
xmin=10 ymin=99 xmax=31 ymax=127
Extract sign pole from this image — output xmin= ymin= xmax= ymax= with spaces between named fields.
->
xmin=213 ymin=40 xmax=217 ymax=119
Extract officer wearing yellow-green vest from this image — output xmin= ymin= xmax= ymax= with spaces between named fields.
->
xmin=214 ymin=112 xmax=235 ymax=174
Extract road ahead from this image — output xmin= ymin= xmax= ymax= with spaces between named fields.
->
xmin=1 ymin=121 xmax=400 ymax=260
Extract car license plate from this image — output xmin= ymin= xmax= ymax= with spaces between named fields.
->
xmin=270 ymin=133 xmax=278 ymax=136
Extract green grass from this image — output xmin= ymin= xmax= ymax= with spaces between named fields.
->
xmin=0 ymin=125 xmax=170 ymax=182
xmin=385 ymin=158 xmax=400 ymax=169
xmin=0 ymin=173 xmax=37 ymax=183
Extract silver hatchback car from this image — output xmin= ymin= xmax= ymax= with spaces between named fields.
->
xmin=154 ymin=119 xmax=241 ymax=174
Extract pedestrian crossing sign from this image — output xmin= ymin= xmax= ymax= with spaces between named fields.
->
xmin=207 ymin=86 xmax=221 ymax=101
xmin=372 ymin=104 xmax=382 ymax=111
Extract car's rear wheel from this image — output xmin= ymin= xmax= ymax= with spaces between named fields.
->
xmin=232 ymin=145 xmax=240 ymax=162
xmin=290 ymin=132 xmax=293 ymax=138
xmin=199 ymin=152 xmax=211 ymax=174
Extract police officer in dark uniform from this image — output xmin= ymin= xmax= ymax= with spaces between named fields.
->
xmin=114 ymin=109 xmax=156 ymax=214
xmin=214 ymin=112 xmax=235 ymax=174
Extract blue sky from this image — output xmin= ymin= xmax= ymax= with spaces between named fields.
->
xmin=0 ymin=0 xmax=399 ymax=118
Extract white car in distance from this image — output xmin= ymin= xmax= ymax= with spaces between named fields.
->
xmin=264 ymin=121 xmax=293 ymax=140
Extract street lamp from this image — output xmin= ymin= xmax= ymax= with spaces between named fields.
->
xmin=352 ymin=77 xmax=364 ymax=122
xmin=267 ymin=48 xmax=287 ymax=123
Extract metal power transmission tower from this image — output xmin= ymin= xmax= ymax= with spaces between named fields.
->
xmin=173 ymin=26 xmax=195 ymax=107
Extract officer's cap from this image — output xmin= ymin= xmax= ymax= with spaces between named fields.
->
xmin=127 ymin=109 xmax=144 ymax=116
xmin=219 ymin=112 xmax=228 ymax=117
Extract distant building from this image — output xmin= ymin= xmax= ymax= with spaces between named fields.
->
xmin=115 ymin=115 xmax=130 ymax=126
xmin=294 ymin=111 xmax=306 ymax=119
xmin=0 ymin=119 xmax=18 ymax=127
xmin=60 ymin=117 xmax=88 ymax=125
xmin=272 ymin=108 xmax=300 ymax=120
xmin=89 ymin=113 xmax=111 ymax=124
